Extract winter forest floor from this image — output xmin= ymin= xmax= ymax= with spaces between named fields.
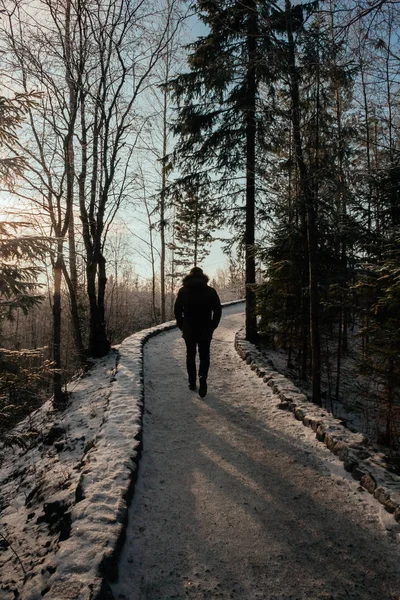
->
xmin=112 ymin=305 xmax=400 ymax=600
xmin=2 ymin=304 xmax=400 ymax=600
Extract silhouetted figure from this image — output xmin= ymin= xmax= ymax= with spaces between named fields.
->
xmin=174 ymin=267 xmax=222 ymax=397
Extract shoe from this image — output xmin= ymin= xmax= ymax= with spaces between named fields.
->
xmin=199 ymin=376 xmax=207 ymax=398
xmin=188 ymin=381 xmax=196 ymax=391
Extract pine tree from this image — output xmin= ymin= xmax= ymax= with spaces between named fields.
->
xmin=0 ymin=91 xmax=47 ymax=319
xmin=0 ymin=222 xmax=46 ymax=320
xmin=358 ymin=237 xmax=400 ymax=449
xmin=0 ymin=91 xmax=54 ymax=437
xmin=172 ymin=183 xmax=219 ymax=274
xmin=170 ymin=0 xmax=278 ymax=342
xmin=0 ymin=224 xmax=51 ymax=443
xmin=0 ymin=92 xmax=38 ymax=184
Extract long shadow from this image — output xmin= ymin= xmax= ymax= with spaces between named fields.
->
xmin=181 ymin=395 xmax=399 ymax=598
xmin=117 ymin=322 xmax=400 ymax=600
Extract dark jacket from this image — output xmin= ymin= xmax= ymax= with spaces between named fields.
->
xmin=174 ymin=273 xmax=222 ymax=342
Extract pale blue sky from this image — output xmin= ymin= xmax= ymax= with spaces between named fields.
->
xmin=121 ymin=7 xmax=230 ymax=281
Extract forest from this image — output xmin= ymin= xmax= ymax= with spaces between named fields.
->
xmin=0 ymin=0 xmax=399 ymax=457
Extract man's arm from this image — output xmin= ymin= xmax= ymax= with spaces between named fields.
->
xmin=211 ymin=289 xmax=222 ymax=330
xmin=174 ymin=288 xmax=184 ymax=330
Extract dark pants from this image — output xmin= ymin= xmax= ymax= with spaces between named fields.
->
xmin=185 ymin=338 xmax=211 ymax=383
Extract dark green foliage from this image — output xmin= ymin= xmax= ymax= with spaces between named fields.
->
xmin=0 ymin=90 xmax=47 ymax=320
xmin=357 ymin=239 xmax=400 ymax=448
xmin=0 ymin=223 xmax=51 ymax=444
xmin=170 ymin=0 xmax=278 ymax=198
xmin=256 ymin=1 xmax=357 ymax=396
xmin=0 ymin=92 xmax=40 ymax=184
xmin=257 ymin=221 xmax=306 ymax=355
xmin=251 ymin=0 xmax=400 ymax=447
xmin=0 ymin=222 xmax=48 ymax=319
xmin=0 ymin=90 xmax=53 ymax=444
xmin=171 ymin=183 xmax=221 ymax=274
xmin=170 ymin=0 xmax=281 ymax=342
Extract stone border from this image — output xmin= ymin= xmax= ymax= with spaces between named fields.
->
xmin=35 ymin=320 xmax=178 ymax=600
xmin=235 ymin=328 xmax=400 ymax=524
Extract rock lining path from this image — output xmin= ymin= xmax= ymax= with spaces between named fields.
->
xmin=112 ymin=305 xmax=400 ymax=600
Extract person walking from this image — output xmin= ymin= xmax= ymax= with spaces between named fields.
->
xmin=174 ymin=267 xmax=222 ymax=397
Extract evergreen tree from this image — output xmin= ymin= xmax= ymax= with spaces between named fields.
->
xmin=257 ymin=220 xmax=306 ymax=370
xmin=256 ymin=0 xmax=356 ymax=404
xmin=0 ymin=222 xmax=46 ymax=320
xmin=0 ymin=92 xmax=38 ymax=184
xmin=0 ymin=91 xmax=47 ymax=320
xmin=172 ymin=183 xmax=219 ymax=274
xmin=358 ymin=236 xmax=400 ymax=449
xmin=0 ymin=222 xmax=50 ymax=443
xmin=0 ymin=91 xmax=53 ymax=438
xmin=170 ymin=0 xmax=278 ymax=342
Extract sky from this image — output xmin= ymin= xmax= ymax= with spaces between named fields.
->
xmin=117 ymin=8 xmax=231 ymax=281
xmin=0 ymin=2 xmax=230 ymax=282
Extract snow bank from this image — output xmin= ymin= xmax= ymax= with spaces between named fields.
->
xmin=3 ymin=297 xmax=400 ymax=600
xmin=235 ymin=327 xmax=400 ymax=524
xmin=0 ymin=351 xmax=121 ymax=600
xmin=44 ymin=320 xmax=178 ymax=600
xmin=1 ymin=301 xmax=245 ymax=600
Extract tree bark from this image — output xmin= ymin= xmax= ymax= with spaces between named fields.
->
xmin=65 ymin=0 xmax=84 ymax=362
xmin=245 ymin=0 xmax=258 ymax=344
xmin=53 ymin=241 xmax=64 ymax=405
xmin=194 ymin=194 xmax=199 ymax=266
xmin=160 ymin=82 xmax=168 ymax=323
xmin=285 ymin=0 xmax=321 ymax=405
xmin=62 ymin=260 xmax=85 ymax=362
xmin=143 ymin=177 xmax=158 ymax=324
xmin=87 ymin=258 xmax=110 ymax=357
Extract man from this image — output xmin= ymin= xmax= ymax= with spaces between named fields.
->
xmin=174 ymin=266 xmax=222 ymax=397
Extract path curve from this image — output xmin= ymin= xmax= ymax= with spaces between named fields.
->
xmin=112 ymin=305 xmax=400 ymax=600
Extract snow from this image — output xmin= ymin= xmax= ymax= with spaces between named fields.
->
xmin=1 ymin=300 xmax=400 ymax=600
xmin=0 ymin=351 xmax=120 ymax=599
xmin=235 ymin=327 xmax=400 ymax=519
xmin=0 ymin=304 xmax=241 ymax=599
xmin=112 ymin=306 xmax=400 ymax=599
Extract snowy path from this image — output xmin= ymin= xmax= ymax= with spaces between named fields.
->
xmin=112 ymin=305 xmax=400 ymax=600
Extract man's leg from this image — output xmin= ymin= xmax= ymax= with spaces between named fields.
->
xmin=185 ymin=339 xmax=197 ymax=388
xmin=198 ymin=339 xmax=211 ymax=397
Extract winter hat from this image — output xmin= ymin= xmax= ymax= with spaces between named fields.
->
xmin=190 ymin=266 xmax=204 ymax=277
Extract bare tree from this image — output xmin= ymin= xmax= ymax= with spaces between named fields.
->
xmin=134 ymin=0 xmax=186 ymax=323
xmin=2 ymin=0 xmax=183 ymax=366
xmin=75 ymin=0 xmax=182 ymax=355
xmin=2 ymin=0 xmax=87 ymax=402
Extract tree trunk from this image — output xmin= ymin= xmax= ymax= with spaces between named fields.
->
xmin=97 ymin=253 xmax=111 ymax=354
xmin=299 ymin=159 xmax=309 ymax=381
xmin=285 ymin=0 xmax=321 ymax=405
xmin=194 ymin=195 xmax=199 ymax=266
xmin=150 ymin=215 xmax=158 ymax=325
xmin=64 ymin=0 xmax=84 ymax=361
xmin=169 ymin=206 xmax=177 ymax=318
xmin=87 ymin=258 xmax=110 ymax=358
xmin=62 ymin=261 xmax=86 ymax=363
xmin=384 ymin=17 xmax=398 ymax=230
xmin=360 ymin=61 xmax=373 ymax=235
xmin=53 ymin=241 xmax=64 ymax=405
xmin=335 ymin=307 xmax=343 ymax=403
xmin=142 ymin=175 xmax=158 ymax=324
xmin=300 ymin=262 xmax=309 ymax=381
xmin=160 ymin=82 xmax=168 ymax=323
xmin=329 ymin=0 xmax=348 ymax=361
xmin=245 ymin=0 xmax=258 ymax=344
